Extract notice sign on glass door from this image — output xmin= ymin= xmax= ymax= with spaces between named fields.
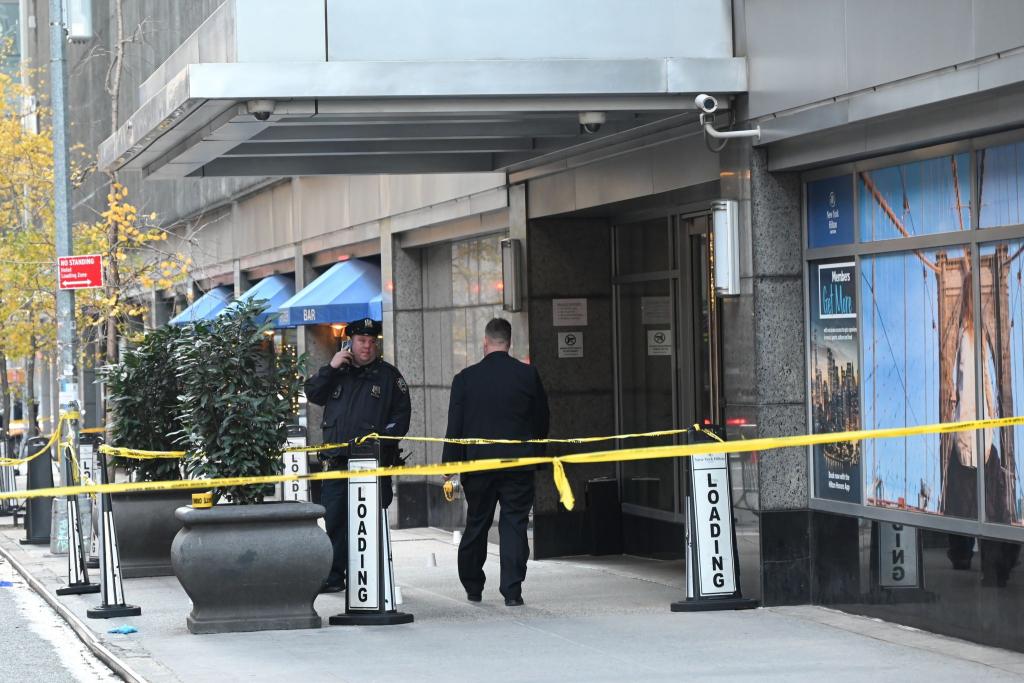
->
xmin=647 ymin=329 xmax=672 ymax=356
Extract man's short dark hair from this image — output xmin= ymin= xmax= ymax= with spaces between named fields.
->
xmin=485 ymin=318 xmax=512 ymax=346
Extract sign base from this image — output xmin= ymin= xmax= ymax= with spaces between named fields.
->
xmin=87 ymin=604 xmax=141 ymax=619
xmin=329 ymin=611 xmax=414 ymax=626
xmin=671 ymin=596 xmax=758 ymax=612
xmin=57 ymin=582 xmax=100 ymax=596
xmin=860 ymin=588 xmax=937 ymax=605
xmin=19 ymin=538 xmax=48 ymax=545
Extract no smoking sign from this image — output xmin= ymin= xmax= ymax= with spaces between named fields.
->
xmin=557 ymin=331 xmax=583 ymax=358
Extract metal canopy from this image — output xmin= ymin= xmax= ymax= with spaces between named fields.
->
xmin=168 ymin=286 xmax=233 ymax=326
xmin=220 ymin=274 xmax=296 ymax=328
xmin=278 ymin=260 xmax=383 ymax=327
xmin=99 ymin=0 xmax=746 ymax=178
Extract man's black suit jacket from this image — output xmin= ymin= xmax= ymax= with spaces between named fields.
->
xmin=441 ymin=351 xmax=549 ymax=463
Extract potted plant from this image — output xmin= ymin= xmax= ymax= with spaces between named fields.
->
xmin=170 ymin=298 xmax=331 ymax=634
xmin=102 ymin=324 xmax=192 ymax=578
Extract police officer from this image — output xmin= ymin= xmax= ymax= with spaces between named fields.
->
xmin=304 ymin=318 xmax=411 ymax=593
xmin=442 ymin=318 xmax=549 ymax=606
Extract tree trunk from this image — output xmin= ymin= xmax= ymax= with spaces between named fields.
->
xmin=0 ymin=345 xmax=10 ymax=436
xmin=26 ymin=332 xmax=37 ymax=439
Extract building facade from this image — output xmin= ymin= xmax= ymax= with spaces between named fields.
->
xmin=30 ymin=0 xmax=1024 ymax=651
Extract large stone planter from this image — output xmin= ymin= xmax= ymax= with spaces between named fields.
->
xmin=171 ymin=502 xmax=332 ymax=634
xmin=112 ymin=491 xmax=192 ymax=578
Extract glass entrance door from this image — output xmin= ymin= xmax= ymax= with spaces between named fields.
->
xmin=613 ymin=211 xmax=719 ymax=522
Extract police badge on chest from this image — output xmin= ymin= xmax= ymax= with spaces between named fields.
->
xmin=370 ymin=384 xmax=382 ymax=399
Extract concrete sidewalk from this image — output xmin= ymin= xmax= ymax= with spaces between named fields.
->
xmin=3 ymin=519 xmax=1024 ymax=683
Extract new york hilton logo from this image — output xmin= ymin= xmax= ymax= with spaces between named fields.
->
xmin=826 ymin=191 xmax=840 ymax=235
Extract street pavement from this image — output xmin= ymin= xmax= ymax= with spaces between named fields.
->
xmin=3 ymin=517 xmax=1024 ymax=682
xmin=0 ymin=551 xmax=119 ymax=682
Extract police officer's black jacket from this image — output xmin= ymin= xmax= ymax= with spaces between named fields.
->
xmin=441 ymin=351 xmax=549 ymax=463
xmin=304 ymin=357 xmax=411 ymax=465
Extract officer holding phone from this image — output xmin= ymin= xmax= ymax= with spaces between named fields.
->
xmin=304 ymin=318 xmax=411 ymax=593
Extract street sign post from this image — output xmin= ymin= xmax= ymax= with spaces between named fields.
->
xmin=57 ymin=254 xmax=104 ymax=290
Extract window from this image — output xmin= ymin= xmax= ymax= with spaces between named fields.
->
xmin=807 ymin=137 xmax=1024 ymax=530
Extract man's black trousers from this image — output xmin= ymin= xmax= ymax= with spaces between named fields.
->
xmin=458 ymin=469 xmax=535 ymax=600
xmin=321 ymin=476 xmax=394 ymax=587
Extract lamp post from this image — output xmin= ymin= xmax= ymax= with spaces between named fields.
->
xmin=50 ymin=0 xmax=79 ymax=484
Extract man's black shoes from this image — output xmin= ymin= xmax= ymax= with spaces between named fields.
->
xmin=320 ymin=581 xmax=345 ymax=594
xmin=467 ymin=592 xmax=482 ymax=602
xmin=504 ymin=596 xmax=524 ymax=607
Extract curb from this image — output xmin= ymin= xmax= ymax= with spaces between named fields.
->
xmin=0 ymin=542 xmax=149 ymax=683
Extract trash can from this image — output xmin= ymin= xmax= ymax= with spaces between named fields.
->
xmin=585 ymin=477 xmax=622 ymax=556
xmin=20 ymin=435 xmax=53 ymax=545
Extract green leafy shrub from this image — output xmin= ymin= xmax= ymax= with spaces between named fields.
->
xmin=101 ymin=325 xmax=184 ymax=482
xmin=173 ymin=299 xmax=304 ymax=504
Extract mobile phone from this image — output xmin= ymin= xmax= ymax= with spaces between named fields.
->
xmin=337 ymin=338 xmax=351 ymax=352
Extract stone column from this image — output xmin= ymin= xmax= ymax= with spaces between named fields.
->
xmin=720 ymin=143 xmax=810 ymax=605
xmin=232 ymin=259 xmax=250 ymax=298
xmin=384 ymin=233 xmax=429 ymax=527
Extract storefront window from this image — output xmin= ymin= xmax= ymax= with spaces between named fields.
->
xmin=979 ymin=142 xmax=1024 ymax=228
xmin=979 ymin=240 xmax=1024 ymax=525
xmin=450 ymin=234 xmax=504 ymax=372
xmin=858 ymin=153 xmax=970 ymax=242
xmin=452 ymin=235 xmax=503 ymax=307
xmin=860 ymin=246 xmax=973 ymax=518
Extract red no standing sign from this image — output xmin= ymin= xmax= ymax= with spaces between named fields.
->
xmin=57 ymin=254 xmax=104 ymax=290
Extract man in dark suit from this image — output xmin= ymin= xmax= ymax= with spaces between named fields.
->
xmin=442 ymin=318 xmax=549 ymax=606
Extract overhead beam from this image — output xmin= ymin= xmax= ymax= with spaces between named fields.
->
xmin=193 ymin=152 xmax=534 ymax=176
xmin=222 ymin=138 xmax=540 ymax=156
xmin=247 ymin=120 xmax=608 ymax=142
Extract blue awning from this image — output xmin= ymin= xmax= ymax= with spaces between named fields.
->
xmin=220 ymin=274 xmax=295 ymax=327
xmin=278 ymin=260 xmax=383 ymax=327
xmin=169 ymin=286 xmax=233 ymax=325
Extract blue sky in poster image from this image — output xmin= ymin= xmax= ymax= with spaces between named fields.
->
xmin=860 ymin=249 xmax=955 ymax=512
xmin=980 ymin=142 xmax=1024 ymax=228
xmin=981 ymin=241 xmax=1024 ymax=523
xmin=859 ymin=153 xmax=970 ymax=242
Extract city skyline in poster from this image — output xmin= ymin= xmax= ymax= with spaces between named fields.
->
xmin=810 ymin=260 xmax=862 ymax=503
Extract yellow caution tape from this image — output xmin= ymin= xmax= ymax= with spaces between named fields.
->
xmin=284 ymin=442 xmax=354 ymax=454
xmin=99 ymin=445 xmax=188 ymax=460
xmin=192 ymin=492 xmax=214 ymax=509
xmin=0 ymin=414 xmax=69 ymax=467
xmin=99 ymin=427 xmax=693 ymax=461
xmin=356 ymin=427 xmax=691 ymax=447
xmin=0 ymin=455 xmax=554 ymax=501
xmin=4 ymin=414 xmax=1023 ymax=510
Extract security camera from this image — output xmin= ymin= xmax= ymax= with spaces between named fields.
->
xmin=246 ymin=99 xmax=276 ymax=121
xmin=694 ymin=94 xmax=718 ymax=115
xmin=578 ymin=111 xmax=606 ymax=134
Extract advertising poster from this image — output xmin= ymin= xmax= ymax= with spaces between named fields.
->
xmin=810 ymin=259 xmax=862 ymax=503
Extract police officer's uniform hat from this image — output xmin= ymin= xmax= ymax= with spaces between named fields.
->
xmin=346 ymin=317 xmax=381 ymax=337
